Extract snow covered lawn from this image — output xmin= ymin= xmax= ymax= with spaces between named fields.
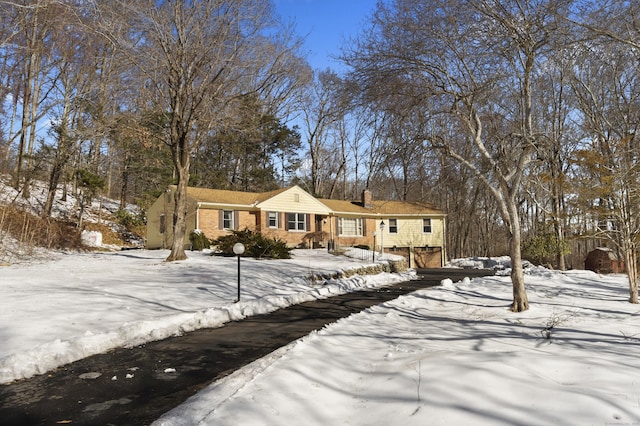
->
xmin=2 ymin=248 xmax=639 ymax=425
xmin=157 ymin=264 xmax=640 ymax=426
xmin=0 ymin=248 xmax=411 ymax=385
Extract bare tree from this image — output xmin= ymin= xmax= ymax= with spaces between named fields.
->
xmin=341 ymin=105 xmax=374 ymax=199
xmin=98 ymin=0 xmax=305 ymax=261
xmin=377 ymin=107 xmax=427 ymax=201
xmin=298 ymin=69 xmax=346 ymax=197
xmin=521 ymin=45 xmax=580 ymax=270
xmin=41 ymin=4 xmax=97 ymax=218
xmin=3 ymin=0 xmax=61 ymax=194
xmin=344 ymin=0 xmax=574 ymax=311
xmin=570 ymin=25 xmax=640 ymax=303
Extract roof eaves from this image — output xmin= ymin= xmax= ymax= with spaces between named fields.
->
xmin=197 ymin=202 xmax=259 ymax=210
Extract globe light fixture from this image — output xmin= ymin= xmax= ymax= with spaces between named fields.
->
xmin=379 ymin=221 xmax=385 ymax=257
xmin=233 ymin=243 xmax=245 ymax=302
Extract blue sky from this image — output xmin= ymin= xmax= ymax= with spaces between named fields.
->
xmin=273 ymin=0 xmax=378 ymax=72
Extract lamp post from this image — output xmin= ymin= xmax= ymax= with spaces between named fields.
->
xmin=379 ymin=221 xmax=385 ymax=258
xmin=233 ymin=242 xmax=245 ymax=303
xmin=372 ymin=231 xmax=377 ymax=262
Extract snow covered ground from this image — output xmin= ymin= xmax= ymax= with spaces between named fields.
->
xmin=2 ymin=249 xmax=639 ymax=425
xmin=156 ymin=260 xmax=640 ymax=426
xmin=0 ymin=248 xmax=411 ymax=385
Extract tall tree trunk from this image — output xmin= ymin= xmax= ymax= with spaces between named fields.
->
xmin=119 ymin=159 xmax=129 ymax=210
xmin=42 ymin=159 xmax=63 ymax=217
xmin=24 ymin=60 xmax=42 ymax=182
xmin=13 ymin=63 xmax=32 ymax=190
xmin=42 ymin=125 xmax=76 ymax=217
xmin=167 ymin=173 xmax=188 ymax=261
xmin=166 ymin=128 xmax=190 ymax=261
xmin=554 ymin=218 xmax=566 ymax=271
xmin=551 ymin=144 xmax=566 ymax=271
xmin=6 ymin=92 xmax=19 ymax=172
xmin=508 ymin=201 xmax=529 ymax=312
xmin=624 ymin=245 xmax=639 ymax=304
xmin=43 ymin=90 xmax=74 ymax=217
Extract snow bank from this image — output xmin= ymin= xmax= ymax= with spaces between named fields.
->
xmin=0 ymin=249 xmax=413 ymax=384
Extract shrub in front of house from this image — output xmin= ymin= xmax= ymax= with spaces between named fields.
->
xmin=211 ymin=228 xmax=292 ymax=259
xmin=189 ymin=229 xmax=211 ymax=251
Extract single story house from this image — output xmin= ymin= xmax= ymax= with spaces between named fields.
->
xmin=146 ymin=185 xmax=447 ymax=267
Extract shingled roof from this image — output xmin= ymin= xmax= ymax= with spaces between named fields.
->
xmin=319 ymin=198 xmax=443 ymax=216
xmin=179 ymin=185 xmax=444 ymax=216
xmin=183 ymin=186 xmax=289 ymax=206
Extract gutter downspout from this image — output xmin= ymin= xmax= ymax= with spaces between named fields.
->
xmin=442 ymin=215 xmax=447 ymax=267
xmin=195 ymin=203 xmax=200 ymax=231
xmin=329 ymin=214 xmax=334 ymax=251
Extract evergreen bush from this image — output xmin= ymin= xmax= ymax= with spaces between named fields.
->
xmin=189 ymin=229 xmax=211 ymax=251
xmin=522 ymin=233 xmax=570 ymax=266
xmin=115 ymin=209 xmax=145 ymax=228
xmin=211 ymin=228 xmax=292 ymax=259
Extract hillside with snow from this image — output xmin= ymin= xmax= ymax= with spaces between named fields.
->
xmin=0 ymin=176 xmax=144 ymax=265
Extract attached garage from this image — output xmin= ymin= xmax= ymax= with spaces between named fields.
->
xmin=385 ymin=246 xmax=443 ymax=268
xmin=414 ymin=247 xmax=443 ymax=268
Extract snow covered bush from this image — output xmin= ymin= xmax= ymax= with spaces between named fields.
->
xmin=189 ymin=229 xmax=211 ymax=251
xmin=212 ymin=228 xmax=292 ymax=259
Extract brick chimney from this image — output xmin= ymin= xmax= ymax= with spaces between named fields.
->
xmin=362 ymin=189 xmax=373 ymax=209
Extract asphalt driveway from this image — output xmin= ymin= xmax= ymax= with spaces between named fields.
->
xmin=0 ymin=268 xmax=493 ymax=425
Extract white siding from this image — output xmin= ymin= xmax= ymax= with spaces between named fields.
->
xmin=376 ymin=217 xmax=445 ymax=248
xmin=258 ymin=187 xmax=331 ymax=215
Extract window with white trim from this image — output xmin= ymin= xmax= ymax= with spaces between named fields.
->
xmin=388 ymin=218 xmax=398 ymax=233
xmin=287 ymin=213 xmax=306 ymax=231
xmin=423 ymin=218 xmax=432 ymax=233
xmin=223 ymin=210 xmax=234 ymax=230
xmin=339 ymin=218 xmax=363 ymax=236
xmin=268 ymin=211 xmax=278 ymax=228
